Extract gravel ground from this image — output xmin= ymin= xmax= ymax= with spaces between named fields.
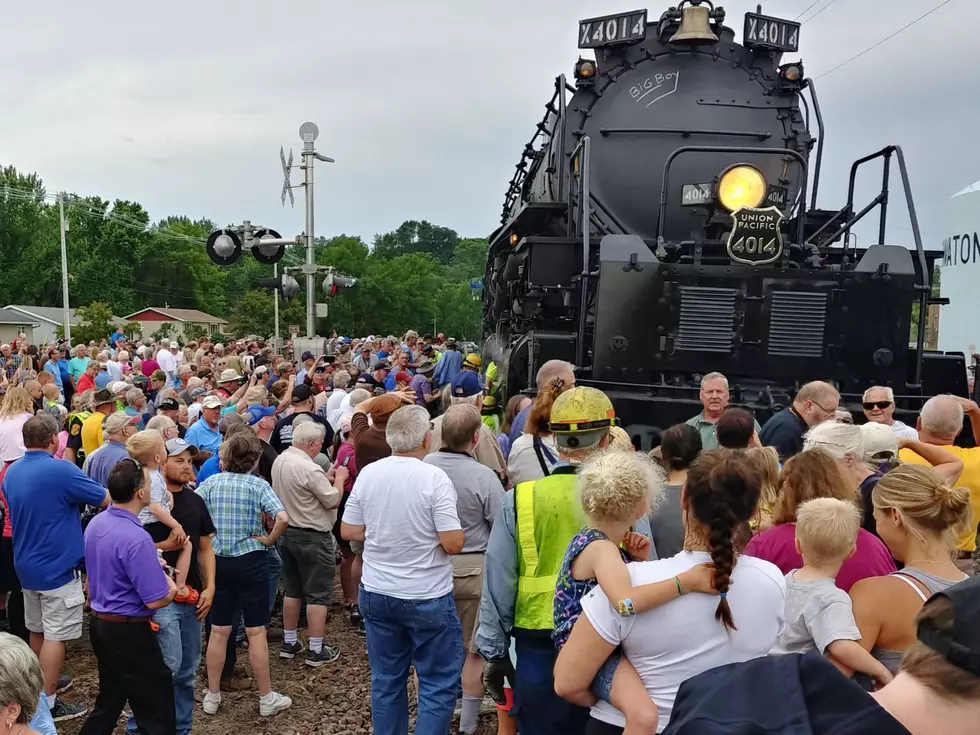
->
xmin=57 ymin=589 xmax=500 ymax=735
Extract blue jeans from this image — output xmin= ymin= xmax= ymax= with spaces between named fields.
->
xmin=513 ymin=636 xmax=590 ymax=735
xmin=126 ymin=602 xmax=202 ymax=735
xmin=359 ymin=587 xmax=464 ymax=735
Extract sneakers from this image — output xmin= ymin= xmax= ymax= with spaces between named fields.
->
xmin=56 ymin=675 xmax=73 ymax=694
xmin=259 ymin=691 xmax=292 ymax=717
xmin=50 ymin=698 xmax=87 ymax=722
xmin=202 ymin=691 xmax=221 ymax=715
xmin=279 ymin=640 xmax=305 ymax=659
xmin=348 ymin=603 xmax=364 ymax=630
xmin=305 ymin=643 xmax=340 ymax=668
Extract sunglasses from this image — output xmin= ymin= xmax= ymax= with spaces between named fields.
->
xmin=863 ymin=401 xmax=893 ymax=411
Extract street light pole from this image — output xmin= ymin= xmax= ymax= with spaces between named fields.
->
xmin=59 ymin=193 xmax=71 ymax=344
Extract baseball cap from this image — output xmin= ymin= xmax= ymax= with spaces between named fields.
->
xmin=93 ymin=388 xmax=115 ymax=407
xmin=166 ymin=437 xmax=198 ymax=457
xmin=104 ymin=411 xmax=139 ymax=434
xmin=201 ymin=395 xmax=223 ymax=410
xmin=394 ymin=370 xmax=412 ymax=384
xmin=451 ymin=370 xmax=483 ymax=398
xmin=109 ymin=381 xmax=129 ymax=395
xmin=218 ymin=413 xmax=245 ymax=435
xmin=158 ymin=397 xmax=180 ymax=412
xmin=861 ymin=421 xmax=899 ymax=461
xmin=190 ymin=387 xmax=207 ymax=399
xmin=246 ymin=404 xmax=277 ymax=426
xmin=301 ymin=351 xmax=314 ymax=361
xmin=291 ymin=384 xmax=314 ymax=404
xmin=150 ymin=369 xmax=167 ymax=382
xmin=917 ymin=576 xmax=980 ymax=677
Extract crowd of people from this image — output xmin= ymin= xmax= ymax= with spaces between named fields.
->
xmin=0 ymin=328 xmax=978 ymax=735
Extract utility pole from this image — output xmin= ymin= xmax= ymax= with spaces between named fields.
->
xmin=296 ymin=122 xmax=334 ymax=338
xmin=59 ymin=193 xmax=71 ymax=344
xmin=273 ymin=262 xmax=280 ymax=341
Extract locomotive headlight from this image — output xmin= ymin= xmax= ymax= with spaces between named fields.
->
xmin=717 ymin=165 xmax=767 ymax=212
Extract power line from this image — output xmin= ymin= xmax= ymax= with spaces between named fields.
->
xmin=0 ymin=184 xmax=206 ymax=244
xmin=801 ymin=0 xmax=842 ymax=25
xmin=815 ymin=0 xmax=959 ymax=80
xmin=795 ymin=0 xmax=823 ymax=21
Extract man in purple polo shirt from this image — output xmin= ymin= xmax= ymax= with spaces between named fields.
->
xmin=79 ymin=458 xmax=177 ymax=735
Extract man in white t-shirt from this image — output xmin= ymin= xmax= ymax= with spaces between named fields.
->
xmin=341 ymin=404 xmax=465 ymax=735
xmin=155 ymin=339 xmax=177 ymax=389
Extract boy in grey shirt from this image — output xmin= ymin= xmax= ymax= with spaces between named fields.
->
xmin=770 ymin=498 xmax=893 ymax=686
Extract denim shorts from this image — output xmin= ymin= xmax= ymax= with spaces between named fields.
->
xmin=591 ymin=649 xmax=623 ymax=702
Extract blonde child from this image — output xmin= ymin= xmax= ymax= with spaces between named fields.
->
xmin=126 ymin=430 xmax=197 ymax=603
xmin=771 ymin=497 xmax=893 ymax=685
xmin=746 ymin=445 xmax=780 ymax=533
xmin=553 ymin=449 xmax=715 ymax=735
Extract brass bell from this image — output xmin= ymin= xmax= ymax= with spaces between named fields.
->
xmin=669 ymin=3 xmax=719 ymax=44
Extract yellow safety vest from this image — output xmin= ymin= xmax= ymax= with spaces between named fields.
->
xmin=513 ymin=468 xmax=585 ymax=631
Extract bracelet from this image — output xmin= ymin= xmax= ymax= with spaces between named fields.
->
xmin=674 ymin=576 xmax=685 ymax=596
xmin=616 ymin=597 xmax=636 ymax=617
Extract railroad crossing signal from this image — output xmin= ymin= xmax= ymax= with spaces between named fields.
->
xmin=280 ymin=146 xmax=295 ymax=208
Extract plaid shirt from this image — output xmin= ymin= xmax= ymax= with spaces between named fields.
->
xmin=0 ymin=354 xmax=21 ymax=380
xmin=195 ymin=472 xmax=284 ymax=558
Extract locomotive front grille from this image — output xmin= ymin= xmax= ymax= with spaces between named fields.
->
xmin=768 ymin=291 xmax=828 ymax=358
xmin=676 ymin=286 xmax=737 ymax=353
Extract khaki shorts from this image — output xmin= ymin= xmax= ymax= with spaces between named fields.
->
xmin=452 ymin=553 xmax=485 ymax=653
xmin=23 ymin=575 xmax=85 ymax=641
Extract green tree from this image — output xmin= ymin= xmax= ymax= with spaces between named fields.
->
xmin=150 ymin=322 xmax=177 ymax=342
xmin=183 ymin=323 xmax=208 ymax=342
xmin=67 ymin=302 xmax=117 ymax=345
xmin=373 ymin=221 xmax=460 ymax=265
xmin=446 ymin=237 xmax=488 ymax=282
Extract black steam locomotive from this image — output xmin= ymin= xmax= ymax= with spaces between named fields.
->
xmin=483 ymin=1 xmax=965 ymax=447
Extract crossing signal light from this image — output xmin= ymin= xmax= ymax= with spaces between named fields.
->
xmin=322 ymin=272 xmax=358 ymax=298
xmin=206 ymin=229 xmax=243 ymax=266
xmin=256 ymin=273 xmax=300 ymax=300
xmin=252 ymin=228 xmax=286 ymax=265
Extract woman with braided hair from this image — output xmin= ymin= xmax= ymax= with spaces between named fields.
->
xmin=554 ymin=450 xmax=786 ymax=734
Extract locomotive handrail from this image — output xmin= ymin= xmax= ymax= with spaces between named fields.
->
xmin=556 ymin=74 xmax=568 ymax=202
xmin=840 ymin=145 xmax=928 ymax=387
xmin=568 ymin=136 xmax=592 ymax=371
xmin=599 ymin=127 xmax=772 ymax=141
xmin=656 ymin=145 xmax=809 ymax=246
xmin=803 ymin=79 xmax=826 ymax=211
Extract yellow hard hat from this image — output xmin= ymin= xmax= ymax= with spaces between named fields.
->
xmin=463 ymin=353 xmax=482 ymax=369
xmin=549 ymin=386 xmax=616 ymax=434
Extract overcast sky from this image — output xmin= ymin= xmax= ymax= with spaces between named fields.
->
xmin=1 ymin=0 xmax=975 ymax=249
